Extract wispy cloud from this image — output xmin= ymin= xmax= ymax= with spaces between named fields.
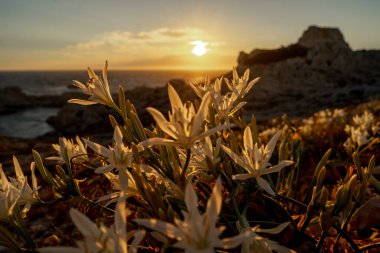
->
xmin=66 ymin=27 xmax=207 ymax=51
xmin=60 ymin=27 xmax=232 ymax=69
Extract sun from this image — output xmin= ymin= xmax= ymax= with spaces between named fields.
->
xmin=191 ymin=40 xmax=208 ymax=56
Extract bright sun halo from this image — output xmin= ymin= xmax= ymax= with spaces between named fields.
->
xmin=191 ymin=40 xmax=208 ymax=56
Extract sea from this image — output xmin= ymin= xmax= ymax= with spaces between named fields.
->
xmin=0 ymin=70 xmax=226 ymax=138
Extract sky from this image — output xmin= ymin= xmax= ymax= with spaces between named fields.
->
xmin=0 ymin=0 xmax=379 ymax=71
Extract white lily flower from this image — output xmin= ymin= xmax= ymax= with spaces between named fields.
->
xmin=0 ymin=157 xmax=39 ymax=217
xmin=68 ymin=61 xmax=116 ymax=107
xmin=39 ymin=170 xmax=145 ymax=253
xmin=211 ymin=78 xmax=246 ymax=122
xmin=0 ymin=181 xmax=21 ymax=220
xmin=47 ymin=136 xmax=88 ymax=164
xmin=189 ymin=76 xmax=214 ymax=99
xmin=97 ymin=170 xmax=140 ymax=206
xmin=85 ymin=126 xmax=134 ymax=173
xmin=238 ymin=222 xmax=296 ymax=253
xmin=221 ymin=127 xmax=293 ymax=195
xmin=187 ymin=137 xmax=221 ymax=180
xmin=140 ymin=84 xmax=229 ymax=149
xmin=224 ymin=68 xmax=259 ymax=100
xmin=136 ymin=178 xmax=248 ymax=253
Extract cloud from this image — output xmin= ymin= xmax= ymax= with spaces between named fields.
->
xmin=66 ymin=27 xmax=207 ymax=51
xmin=60 ymin=27 xmax=230 ymax=70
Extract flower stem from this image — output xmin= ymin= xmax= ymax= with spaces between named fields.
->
xmin=316 ymin=231 xmax=326 ymax=252
xmin=181 ymin=149 xmax=191 ymax=177
xmin=332 ymin=223 xmax=360 ymax=252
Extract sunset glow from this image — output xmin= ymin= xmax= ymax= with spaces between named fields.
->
xmin=191 ymin=40 xmax=208 ymax=56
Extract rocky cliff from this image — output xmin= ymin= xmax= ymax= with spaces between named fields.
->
xmin=235 ymin=25 xmax=380 ymax=121
xmin=1 ymin=25 xmax=379 ymax=136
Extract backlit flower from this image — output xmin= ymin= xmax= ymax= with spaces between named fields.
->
xmin=68 ymin=61 xmax=116 ymax=107
xmin=136 ymin=178 xmax=247 ymax=253
xmin=224 ymin=68 xmax=259 ymax=100
xmin=0 ymin=156 xmax=39 ymax=218
xmin=140 ymin=84 xmax=229 ymax=149
xmin=47 ymin=136 xmax=88 ymax=164
xmin=85 ymin=126 xmax=134 ymax=173
xmin=39 ymin=171 xmax=145 ymax=253
xmin=221 ymin=127 xmax=293 ymax=195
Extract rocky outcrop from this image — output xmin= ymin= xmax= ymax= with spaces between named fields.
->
xmin=297 ymin=25 xmax=350 ymax=49
xmin=0 ymin=87 xmax=87 ymax=114
xmin=3 ymin=25 xmax=380 ymax=136
xmin=234 ymin=25 xmax=380 ymax=122
xmin=238 ymin=44 xmax=308 ymax=66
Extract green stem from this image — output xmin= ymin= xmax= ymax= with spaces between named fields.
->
xmin=276 ymin=194 xmax=307 ymax=210
xmin=332 ymin=223 xmax=360 ymax=252
xmin=369 ymin=175 xmax=380 ymax=192
xmin=262 ymin=194 xmax=297 ymax=227
xmin=360 ymin=242 xmax=380 ymax=251
xmin=316 ymin=231 xmax=326 ymax=252
xmin=180 ymin=149 xmax=191 ymax=177
xmin=231 ymin=190 xmax=246 ymax=229
xmin=81 ymin=196 xmax=115 ymax=214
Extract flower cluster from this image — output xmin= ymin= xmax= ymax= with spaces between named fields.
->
xmin=343 ymin=110 xmax=380 ymax=153
xmin=0 ymin=157 xmax=38 ymax=220
xmin=2 ymin=62 xmax=379 ymax=253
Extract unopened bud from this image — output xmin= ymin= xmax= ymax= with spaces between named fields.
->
xmin=316 ymin=167 xmax=326 ymax=190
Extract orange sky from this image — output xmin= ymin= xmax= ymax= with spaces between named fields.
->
xmin=1 ymin=0 xmax=379 ymax=71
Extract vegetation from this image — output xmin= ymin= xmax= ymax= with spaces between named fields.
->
xmin=1 ymin=62 xmax=379 ymax=252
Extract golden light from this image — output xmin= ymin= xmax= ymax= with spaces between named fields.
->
xmin=191 ymin=40 xmax=208 ymax=56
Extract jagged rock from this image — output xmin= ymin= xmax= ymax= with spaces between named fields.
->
xmin=232 ymin=25 xmax=380 ymax=122
xmin=297 ymin=25 xmax=350 ymax=49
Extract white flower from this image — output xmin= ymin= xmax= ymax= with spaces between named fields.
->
xmin=85 ymin=126 xmax=134 ymax=173
xmin=0 ymin=157 xmax=38 ymax=218
xmin=224 ymin=68 xmax=259 ymax=100
xmin=47 ymin=136 xmax=88 ymax=164
xmin=239 ymin=222 xmax=296 ymax=253
xmin=97 ymin=170 xmax=140 ymax=206
xmin=189 ymin=76 xmax=214 ymax=99
xmin=140 ymin=84 xmax=229 ymax=149
xmin=68 ymin=61 xmax=116 ymax=107
xmin=136 ymin=178 xmax=247 ymax=253
xmin=353 ymin=111 xmax=374 ymax=130
xmin=39 ymin=170 xmax=145 ymax=253
xmin=221 ymin=127 xmax=293 ymax=195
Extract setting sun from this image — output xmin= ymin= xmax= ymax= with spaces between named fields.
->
xmin=191 ymin=40 xmax=208 ymax=56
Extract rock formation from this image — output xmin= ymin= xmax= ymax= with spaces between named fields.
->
xmin=2 ymin=25 xmax=380 ymax=136
xmin=235 ymin=25 xmax=380 ymax=121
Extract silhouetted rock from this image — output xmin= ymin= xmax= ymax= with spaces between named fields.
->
xmin=234 ymin=25 xmax=380 ymax=122
xmin=297 ymin=25 xmax=350 ymax=49
xmin=0 ymin=87 xmax=87 ymax=114
xmin=238 ymin=44 xmax=308 ymax=66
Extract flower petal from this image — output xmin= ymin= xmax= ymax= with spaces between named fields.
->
xmin=260 ymin=160 xmax=294 ymax=176
xmin=139 ymin=137 xmax=177 ymax=148
xmin=168 ymin=84 xmax=183 ymax=112
xmin=255 ymin=222 xmax=290 ymax=234
xmin=221 ymin=145 xmax=251 ymax=173
xmin=135 ymin=219 xmax=179 ymax=239
xmin=256 ymin=176 xmax=275 ymax=195
xmin=146 ymin=107 xmax=177 ymax=138
xmin=68 ymin=99 xmax=98 ymax=105
xmin=265 ymin=130 xmax=282 ymax=158
xmin=243 ymin=127 xmax=253 ymax=152
xmin=232 ymin=173 xmax=254 ymax=181
xmin=192 ymin=92 xmax=211 ymax=135
xmin=69 ymin=208 xmax=101 ymax=238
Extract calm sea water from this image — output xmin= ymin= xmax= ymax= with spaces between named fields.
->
xmin=0 ymin=70 xmax=226 ymax=138
xmin=0 ymin=70 xmax=226 ymax=96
